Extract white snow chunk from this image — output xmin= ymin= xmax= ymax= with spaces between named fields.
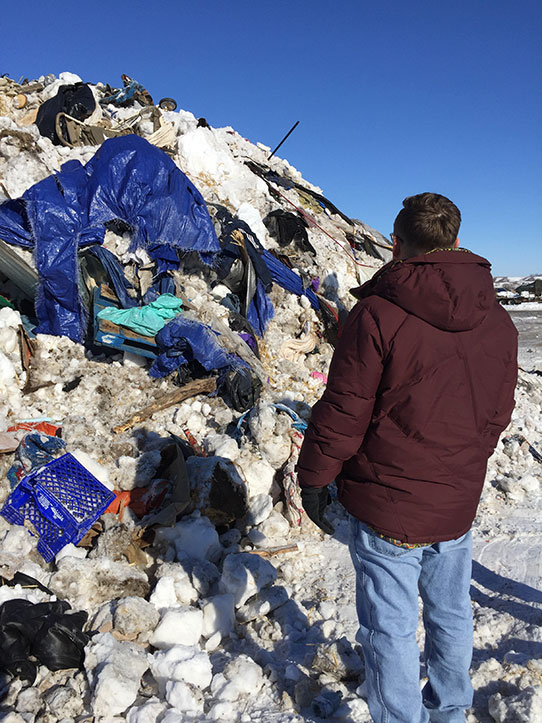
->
xmin=238 ymin=457 xmax=278 ymax=497
xmin=258 ymin=509 xmax=290 ymax=541
xmin=246 ymin=493 xmax=273 ymax=525
xmin=518 ymin=473 xmax=540 ymax=494
xmin=55 ymin=542 xmax=88 ymax=562
xmin=150 ymin=606 xmax=203 ymax=649
xmin=126 ymin=697 xmax=167 ymax=723
xmin=113 ymin=596 xmax=160 ymax=639
xmin=489 ymin=686 xmax=542 ymax=722
xmin=207 ymin=700 xmax=238 ymax=721
xmin=219 ymin=552 xmax=277 ymax=607
xmin=123 ymin=351 xmax=148 ymax=368
xmin=236 ymin=585 xmax=289 ymax=623
xmin=173 ymin=514 xmax=221 ymax=562
xmin=149 ymin=576 xmax=180 ymax=612
xmin=236 ymin=202 xmax=270 ymax=248
xmin=153 ymin=562 xmax=198 ymax=606
xmin=165 ymin=680 xmax=204 ymax=714
xmin=149 ymin=645 xmax=212 ymax=693
xmin=85 ymin=633 xmax=149 ymax=719
xmin=211 ymin=655 xmax=264 ymax=700
xmin=247 ymin=527 xmax=268 ymax=546
xmin=207 ymin=433 xmax=240 ymax=462
xmin=202 ymin=593 xmax=235 ymax=640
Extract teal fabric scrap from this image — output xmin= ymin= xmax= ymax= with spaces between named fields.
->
xmin=97 ymin=294 xmax=183 ymax=336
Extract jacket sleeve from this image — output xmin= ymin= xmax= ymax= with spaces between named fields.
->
xmin=297 ymin=303 xmax=384 ymax=488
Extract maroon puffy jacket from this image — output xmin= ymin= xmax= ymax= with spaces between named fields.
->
xmin=297 ymin=249 xmax=518 ymax=542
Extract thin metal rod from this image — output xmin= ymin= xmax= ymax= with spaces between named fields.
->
xmin=267 ymin=121 xmax=300 ymax=160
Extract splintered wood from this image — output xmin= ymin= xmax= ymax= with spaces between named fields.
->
xmin=112 ymin=377 xmax=217 ymax=434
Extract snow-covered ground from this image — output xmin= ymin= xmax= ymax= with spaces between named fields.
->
xmin=0 ymin=73 xmax=540 ymax=722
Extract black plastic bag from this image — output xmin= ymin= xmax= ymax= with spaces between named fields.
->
xmin=220 ymin=367 xmax=262 ymax=412
xmin=35 ymin=83 xmax=96 ymax=144
xmin=0 ymin=598 xmax=89 ymax=682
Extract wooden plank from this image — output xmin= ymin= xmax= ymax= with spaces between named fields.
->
xmin=113 ymin=377 xmax=217 ymax=434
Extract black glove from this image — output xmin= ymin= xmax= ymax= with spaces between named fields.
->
xmin=300 ymin=486 xmax=335 ymax=535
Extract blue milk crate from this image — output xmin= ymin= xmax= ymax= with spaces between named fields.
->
xmin=0 ymin=453 xmax=115 ymax=563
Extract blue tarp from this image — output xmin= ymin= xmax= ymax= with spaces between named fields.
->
xmin=85 ymin=245 xmax=138 ymax=309
xmin=0 ymin=136 xmax=220 ymax=342
xmin=149 ymin=316 xmax=243 ymax=379
xmin=261 ymin=250 xmax=320 ymax=310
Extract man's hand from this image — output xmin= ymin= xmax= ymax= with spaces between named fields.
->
xmin=300 ymin=486 xmax=335 ymax=535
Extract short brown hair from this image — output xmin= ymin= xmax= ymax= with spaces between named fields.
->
xmin=394 ymin=193 xmax=461 ymax=254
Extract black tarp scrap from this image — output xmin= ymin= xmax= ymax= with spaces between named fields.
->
xmin=263 ymin=210 xmax=316 ymax=255
xmin=0 ymin=575 xmax=89 ymax=683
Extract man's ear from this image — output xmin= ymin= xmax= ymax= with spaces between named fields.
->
xmin=453 ymin=237 xmax=460 ymax=248
xmin=392 ymin=236 xmax=401 ymax=259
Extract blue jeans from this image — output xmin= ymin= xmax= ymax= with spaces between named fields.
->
xmin=348 ymin=517 xmax=473 ymax=723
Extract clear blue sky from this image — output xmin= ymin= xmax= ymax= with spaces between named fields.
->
xmin=3 ymin=0 xmax=541 ymax=275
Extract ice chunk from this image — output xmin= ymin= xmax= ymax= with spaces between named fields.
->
xmin=149 ymin=645 xmax=212 ymax=693
xmin=153 ymin=562 xmax=198 ymax=605
xmin=49 ymin=558 xmax=149 ymax=611
xmin=207 ymin=700 xmax=238 ymax=720
xmin=126 ymin=697 xmax=167 ymax=723
xmin=489 ymin=687 xmax=542 ymax=722
xmin=43 ymin=682 xmax=84 ymax=718
xmin=149 ymin=606 xmax=203 ymax=648
xmin=246 ymin=493 xmax=273 ymax=525
xmin=211 ymin=655 xmax=264 ymax=700
xmin=258 ymin=509 xmax=290 ymax=541
xmin=207 ymin=433 xmax=240 ymax=462
xmin=85 ymin=633 xmax=149 ymax=718
xmin=149 ymin=576 xmax=180 ymax=612
xmin=202 ymin=593 xmax=235 ymax=639
xmin=236 ymin=202 xmax=270 ymax=248
xmin=113 ymin=596 xmax=160 ymax=640
xmin=165 ymin=680 xmax=204 ymax=714
xmin=55 ymin=543 xmax=88 ymax=562
xmin=219 ymin=552 xmax=277 ymax=607
xmin=236 ymin=585 xmax=289 ymax=623
xmin=238 ymin=457 xmax=278 ymax=497
xmin=247 ymin=528 xmax=268 ymax=546
xmin=173 ymin=515 xmax=221 ymax=562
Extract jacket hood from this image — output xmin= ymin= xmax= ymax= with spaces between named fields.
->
xmin=350 ymin=249 xmax=496 ymax=331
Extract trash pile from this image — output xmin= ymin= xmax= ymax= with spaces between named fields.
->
xmin=2 ymin=72 xmax=540 ymax=723
xmin=0 ymin=71 xmax=392 ymax=721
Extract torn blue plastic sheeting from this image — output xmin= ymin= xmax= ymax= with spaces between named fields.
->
xmin=7 ymin=433 xmax=67 ymax=489
xmin=247 ymin=280 xmax=274 ymax=338
xmin=85 ymin=245 xmax=138 ymax=309
xmin=100 ymin=79 xmax=147 ymax=106
xmin=261 ymin=251 xmax=320 ymax=310
xmin=272 ymin=403 xmax=308 ymax=432
xmin=0 ymin=136 xmax=219 ymax=343
xmin=149 ymin=316 xmax=243 ymax=379
xmin=143 ymin=242 xmax=179 ymax=303
xmin=143 ymin=274 xmax=176 ymax=304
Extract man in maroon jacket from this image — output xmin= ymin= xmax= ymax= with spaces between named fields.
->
xmin=297 ymin=193 xmax=518 ymax=723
